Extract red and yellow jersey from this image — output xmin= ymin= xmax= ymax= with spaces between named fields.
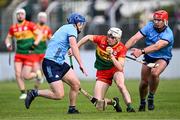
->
xmin=8 ymin=20 xmax=38 ymax=54
xmin=93 ymin=35 xmax=127 ymax=70
xmin=34 ymin=24 xmax=52 ymax=54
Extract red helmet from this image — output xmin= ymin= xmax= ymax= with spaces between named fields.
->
xmin=153 ymin=10 xmax=168 ymax=22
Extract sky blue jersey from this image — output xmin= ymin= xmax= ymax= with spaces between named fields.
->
xmin=45 ymin=24 xmax=77 ymax=64
xmin=140 ymin=21 xmax=174 ymax=60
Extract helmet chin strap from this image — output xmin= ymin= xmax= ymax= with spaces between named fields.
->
xmin=75 ymin=23 xmax=81 ymax=34
xmin=17 ymin=19 xmax=24 ymax=23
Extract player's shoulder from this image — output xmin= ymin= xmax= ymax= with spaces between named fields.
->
xmin=116 ymin=42 xmax=127 ymax=51
xmin=10 ymin=24 xmax=17 ymax=29
xmin=63 ymin=24 xmax=74 ymax=29
xmin=94 ymin=35 xmax=107 ymax=40
xmin=26 ymin=20 xmax=36 ymax=26
xmin=44 ymin=25 xmax=51 ymax=29
xmin=60 ymin=24 xmax=76 ymax=32
xmin=166 ymin=26 xmax=173 ymax=34
xmin=118 ymin=42 xmax=126 ymax=49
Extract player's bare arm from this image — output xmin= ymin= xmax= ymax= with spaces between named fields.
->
xmin=69 ymin=36 xmax=87 ymax=75
xmin=5 ymin=34 xmax=13 ymax=50
xmin=131 ymin=40 xmax=169 ymax=58
xmin=77 ymin=35 xmax=94 ymax=48
xmin=33 ymin=29 xmax=43 ymax=45
xmin=125 ymin=31 xmax=144 ymax=49
xmin=143 ymin=40 xmax=169 ymax=54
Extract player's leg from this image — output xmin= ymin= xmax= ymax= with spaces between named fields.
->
xmin=94 ymin=80 xmax=109 ymax=100
xmin=25 ymin=80 xmax=65 ymax=109
xmin=33 ymin=61 xmax=44 ymax=89
xmin=113 ymin=71 xmax=135 ymax=112
xmin=95 ymin=69 xmax=122 ymax=112
xmin=25 ymin=59 xmax=66 ymax=109
xmin=33 ymin=54 xmax=45 ymax=89
xmin=62 ymin=68 xmax=80 ymax=114
xmin=14 ymin=61 xmax=26 ymax=99
xmin=148 ymin=59 xmax=167 ymax=110
xmin=21 ymin=55 xmax=38 ymax=80
xmin=21 ymin=65 xmax=37 ymax=80
xmin=38 ymin=81 xmax=64 ymax=99
xmin=139 ymin=65 xmax=151 ymax=111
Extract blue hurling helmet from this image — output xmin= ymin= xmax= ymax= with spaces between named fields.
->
xmin=67 ymin=13 xmax=86 ymax=24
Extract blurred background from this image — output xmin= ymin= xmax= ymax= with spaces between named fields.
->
xmin=0 ymin=0 xmax=179 ymax=80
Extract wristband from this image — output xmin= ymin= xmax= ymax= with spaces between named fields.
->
xmin=141 ymin=49 xmax=146 ymax=54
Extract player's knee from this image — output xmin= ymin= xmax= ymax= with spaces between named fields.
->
xmin=141 ymin=80 xmax=148 ymax=86
xmin=15 ymin=72 xmax=21 ymax=79
xmin=22 ymin=74 xmax=30 ymax=80
xmin=54 ymin=92 xmax=64 ymax=100
xmin=72 ymin=81 xmax=80 ymax=91
xmin=151 ymin=71 xmax=159 ymax=78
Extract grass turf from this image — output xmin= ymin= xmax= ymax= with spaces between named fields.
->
xmin=0 ymin=79 xmax=180 ymax=120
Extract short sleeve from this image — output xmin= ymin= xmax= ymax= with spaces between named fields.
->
xmin=93 ymin=35 xmax=107 ymax=45
xmin=67 ymin=27 xmax=77 ymax=39
xmin=118 ymin=46 xmax=127 ymax=58
xmin=160 ymin=28 xmax=174 ymax=43
xmin=140 ymin=21 xmax=152 ymax=37
xmin=29 ymin=22 xmax=38 ymax=31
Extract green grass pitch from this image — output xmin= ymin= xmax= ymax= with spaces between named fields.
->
xmin=0 ymin=79 xmax=180 ymax=120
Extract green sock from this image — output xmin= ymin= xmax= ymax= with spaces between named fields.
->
xmin=127 ymin=103 xmax=132 ymax=109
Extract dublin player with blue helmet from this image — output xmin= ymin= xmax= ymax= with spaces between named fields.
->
xmin=125 ymin=10 xmax=174 ymax=111
xmin=25 ymin=13 xmax=87 ymax=114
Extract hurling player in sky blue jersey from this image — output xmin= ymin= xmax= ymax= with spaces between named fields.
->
xmin=25 ymin=13 xmax=87 ymax=114
xmin=125 ymin=10 xmax=174 ymax=111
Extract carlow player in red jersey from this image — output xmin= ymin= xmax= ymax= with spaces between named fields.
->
xmin=33 ymin=12 xmax=52 ymax=88
xmin=75 ymin=27 xmax=135 ymax=112
xmin=4 ymin=8 xmax=43 ymax=99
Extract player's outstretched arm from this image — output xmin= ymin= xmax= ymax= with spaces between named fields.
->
xmin=125 ymin=31 xmax=144 ymax=49
xmin=77 ymin=35 xmax=94 ymax=48
xmin=68 ymin=35 xmax=94 ymax=56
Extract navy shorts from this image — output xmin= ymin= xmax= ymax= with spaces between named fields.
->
xmin=42 ymin=58 xmax=70 ymax=83
xmin=143 ymin=54 xmax=170 ymax=65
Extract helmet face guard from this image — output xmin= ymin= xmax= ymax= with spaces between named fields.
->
xmin=153 ymin=10 xmax=168 ymax=26
xmin=107 ymin=27 xmax=122 ymax=40
xmin=107 ymin=27 xmax=122 ymax=46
